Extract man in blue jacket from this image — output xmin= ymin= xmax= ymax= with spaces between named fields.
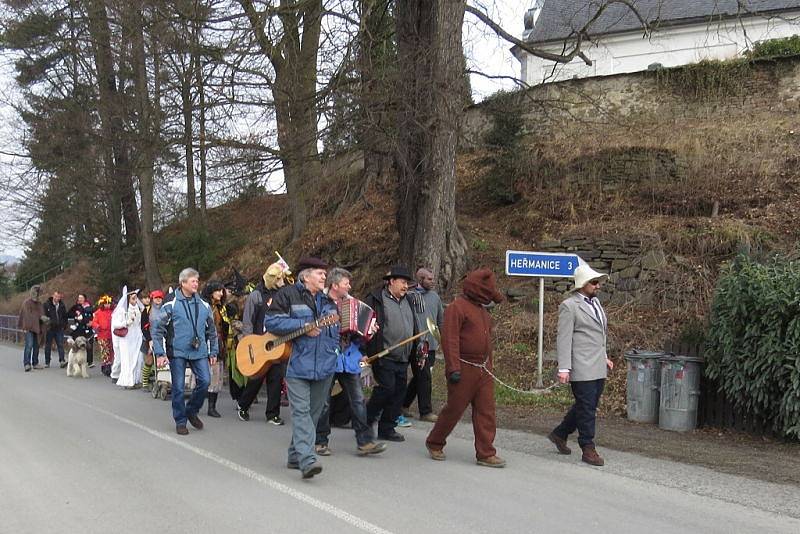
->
xmin=153 ymin=268 xmax=218 ymax=435
xmin=265 ymin=256 xmax=339 ymax=479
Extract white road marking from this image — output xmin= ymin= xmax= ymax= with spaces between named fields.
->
xmin=55 ymin=392 xmax=393 ymax=534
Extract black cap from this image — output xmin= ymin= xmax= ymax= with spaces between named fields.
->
xmin=383 ymin=265 xmax=414 ymax=281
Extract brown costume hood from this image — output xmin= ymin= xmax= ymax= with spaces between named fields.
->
xmin=462 ymin=268 xmax=504 ymax=305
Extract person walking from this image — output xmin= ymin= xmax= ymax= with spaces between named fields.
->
xmin=43 ymin=290 xmax=67 ymax=368
xmin=202 ymin=281 xmax=230 ymax=418
xmin=18 ymin=285 xmax=45 ymax=371
xmin=111 ymin=287 xmax=144 ymax=388
xmin=403 ymin=267 xmax=444 ymax=422
xmin=314 ymin=267 xmax=386 ymax=457
xmin=547 ymin=264 xmax=613 ymax=467
xmin=265 ymin=257 xmax=338 ymax=479
xmin=425 ymin=268 xmax=506 ymax=468
xmin=365 ymin=265 xmax=418 ymax=442
xmin=92 ymin=295 xmax=114 ymax=376
xmin=152 ymin=268 xmax=218 ymax=435
xmin=67 ymin=294 xmax=95 ymax=368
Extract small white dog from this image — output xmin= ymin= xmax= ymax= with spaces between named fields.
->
xmin=66 ymin=336 xmax=90 ymax=378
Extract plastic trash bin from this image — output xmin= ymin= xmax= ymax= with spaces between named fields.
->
xmin=658 ymin=354 xmax=703 ymax=432
xmin=624 ymin=350 xmax=665 ymax=423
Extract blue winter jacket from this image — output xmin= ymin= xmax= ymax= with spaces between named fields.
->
xmin=265 ymin=281 xmax=339 ymax=381
xmin=152 ymin=290 xmax=218 ymax=360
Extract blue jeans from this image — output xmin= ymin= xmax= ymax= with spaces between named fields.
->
xmin=44 ymin=329 xmax=65 ymax=364
xmin=169 ymin=357 xmax=211 ymax=427
xmin=316 ymin=372 xmax=374 ymax=447
xmin=23 ymin=331 xmax=40 ymax=367
xmin=287 ymin=375 xmax=334 ymax=471
xmin=553 ymin=379 xmax=606 ymax=448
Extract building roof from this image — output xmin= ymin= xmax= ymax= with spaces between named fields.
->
xmin=524 ymin=0 xmax=800 ymax=44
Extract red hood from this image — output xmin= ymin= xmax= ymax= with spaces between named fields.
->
xmin=462 ymin=268 xmax=505 ymax=305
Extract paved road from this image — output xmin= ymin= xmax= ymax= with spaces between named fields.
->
xmin=2 ymin=342 xmax=799 ymax=534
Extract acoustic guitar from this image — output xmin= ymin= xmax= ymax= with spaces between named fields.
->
xmin=236 ymin=313 xmax=339 ymax=378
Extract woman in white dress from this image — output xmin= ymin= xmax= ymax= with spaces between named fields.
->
xmin=111 ymin=287 xmax=144 ymax=388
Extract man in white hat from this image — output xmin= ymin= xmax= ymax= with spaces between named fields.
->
xmin=547 ymin=263 xmax=613 ymax=466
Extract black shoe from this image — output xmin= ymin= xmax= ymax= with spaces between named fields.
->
xmin=187 ymin=414 xmax=204 ymax=430
xmin=267 ymin=416 xmax=284 ymax=426
xmin=301 ymin=462 xmax=322 ymax=479
xmin=378 ymin=431 xmax=405 ymax=442
xmin=59 ymin=361 xmax=67 ymax=369
xmin=237 ymin=407 xmax=250 ymax=421
xmin=207 ymin=393 xmax=221 ymax=418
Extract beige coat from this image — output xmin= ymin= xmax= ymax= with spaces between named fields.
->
xmin=556 ymin=292 xmax=608 ymax=382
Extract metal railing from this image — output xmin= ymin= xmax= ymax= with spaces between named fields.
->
xmin=0 ymin=315 xmax=23 ymax=344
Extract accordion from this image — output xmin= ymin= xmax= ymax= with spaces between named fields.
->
xmin=338 ymin=297 xmax=377 ymax=340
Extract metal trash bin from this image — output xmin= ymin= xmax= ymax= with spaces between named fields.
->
xmin=658 ymin=354 xmax=703 ymax=432
xmin=624 ymin=350 xmax=665 ymax=423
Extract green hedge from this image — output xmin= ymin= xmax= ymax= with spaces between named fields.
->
xmin=705 ymin=257 xmax=800 ymax=438
xmin=747 ymin=35 xmax=800 ymax=59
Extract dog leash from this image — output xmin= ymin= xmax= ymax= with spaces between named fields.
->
xmin=458 ymin=357 xmax=562 ymax=395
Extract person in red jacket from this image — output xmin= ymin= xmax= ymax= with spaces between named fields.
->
xmin=92 ymin=295 xmax=114 ymax=377
xmin=425 ymin=268 xmax=506 ymax=468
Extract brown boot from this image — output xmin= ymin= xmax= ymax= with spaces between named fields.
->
xmin=581 ymin=445 xmax=604 ymax=466
xmin=477 ymin=455 xmax=506 ymax=468
xmin=548 ymin=432 xmax=572 ymax=455
xmin=187 ymin=414 xmax=204 ymax=430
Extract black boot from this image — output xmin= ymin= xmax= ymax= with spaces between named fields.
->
xmin=207 ymin=392 xmax=221 ymax=418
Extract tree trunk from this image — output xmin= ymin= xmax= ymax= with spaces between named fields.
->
xmin=129 ymin=0 xmax=162 ymax=289
xmin=181 ymin=73 xmax=197 ymax=219
xmin=394 ymin=0 xmax=468 ymax=290
xmin=239 ymin=0 xmax=323 ymax=241
xmin=84 ymin=0 xmax=140 ymax=247
xmin=195 ymin=53 xmax=208 ymax=224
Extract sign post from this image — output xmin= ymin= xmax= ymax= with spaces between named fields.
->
xmin=505 ymin=251 xmax=579 ymax=388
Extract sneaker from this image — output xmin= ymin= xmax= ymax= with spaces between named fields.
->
xmin=395 ymin=415 xmax=412 ymax=428
xmin=33 ymin=364 xmax=44 ymax=370
xmin=357 ymin=442 xmax=387 ymax=456
xmin=59 ymin=361 xmax=67 ymax=369
xmin=419 ymin=413 xmax=439 ymax=423
xmin=24 ymin=364 xmax=31 ymax=372
xmin=268 ymin=416 xmax=284 ymax=426
xmin=477 ymin=455 xmax=506 ymax=468
xmin=88 ymin=363 xmax=96 ymax=368
xmin=301 ymin=462 xmax=322 ymax=479
xmin=426 ymin=445 xmax=446 ymax=461
xmin=315 ymin=444 xmax=331 ymax=456
xmin=237 ymin=408 xmax=250 ymax=422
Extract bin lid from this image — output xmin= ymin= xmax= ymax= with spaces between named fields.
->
xmin=624 ymin=349 xmax=666 ymax=360
xmin=659 ymin=353 xmax=704 ymax=363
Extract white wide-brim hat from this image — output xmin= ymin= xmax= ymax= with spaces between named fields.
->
xmin=571 ymin=264 xmax=608 ymax=292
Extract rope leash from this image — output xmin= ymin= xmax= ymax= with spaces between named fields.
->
xmin=458 ymin=358 xmax=562 ymax=395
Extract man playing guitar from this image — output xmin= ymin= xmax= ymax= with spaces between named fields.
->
xmin=264 ymin=256 xmax=339 ymax=479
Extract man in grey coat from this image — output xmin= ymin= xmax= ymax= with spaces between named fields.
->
xmin=548 ymin=264 xmax=614 ymax=466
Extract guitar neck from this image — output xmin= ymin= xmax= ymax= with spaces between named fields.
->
xmin=272 ymin=317 xmax=330 ymax=346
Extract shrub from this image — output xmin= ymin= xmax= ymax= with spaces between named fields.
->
xmin=482 ymin=90 xmax=525 ymax=205
xmin=747 ymin=35 xmax=800 ymax=59
xmin=704 ymin=257 xmax=800 ymax=438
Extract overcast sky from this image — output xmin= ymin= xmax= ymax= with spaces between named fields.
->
xmin=0 ymin=1 xmax=532 ymax=260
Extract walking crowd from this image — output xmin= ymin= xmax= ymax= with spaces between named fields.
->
xmin=16 ymin=256 xmax=613 ymax=478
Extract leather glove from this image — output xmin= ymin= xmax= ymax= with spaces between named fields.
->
xmin=448 ymin=371 xmax=461 ymax=384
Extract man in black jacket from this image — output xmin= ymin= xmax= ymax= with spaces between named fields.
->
xmin=43 ymin=290 xmax=68 ymax=368
xmin=365 ymin=266 xmax=419 ymax=442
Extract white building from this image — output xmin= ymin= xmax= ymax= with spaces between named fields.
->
xmin=513 ymin=0 xmax=800 ymax=85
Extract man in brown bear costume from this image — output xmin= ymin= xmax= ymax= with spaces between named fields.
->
xmin=425 ymin=268 xmax=506 ymax=468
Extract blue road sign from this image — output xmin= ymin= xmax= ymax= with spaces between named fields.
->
xmin=505 ymin=250 xmax=579 ymax=278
